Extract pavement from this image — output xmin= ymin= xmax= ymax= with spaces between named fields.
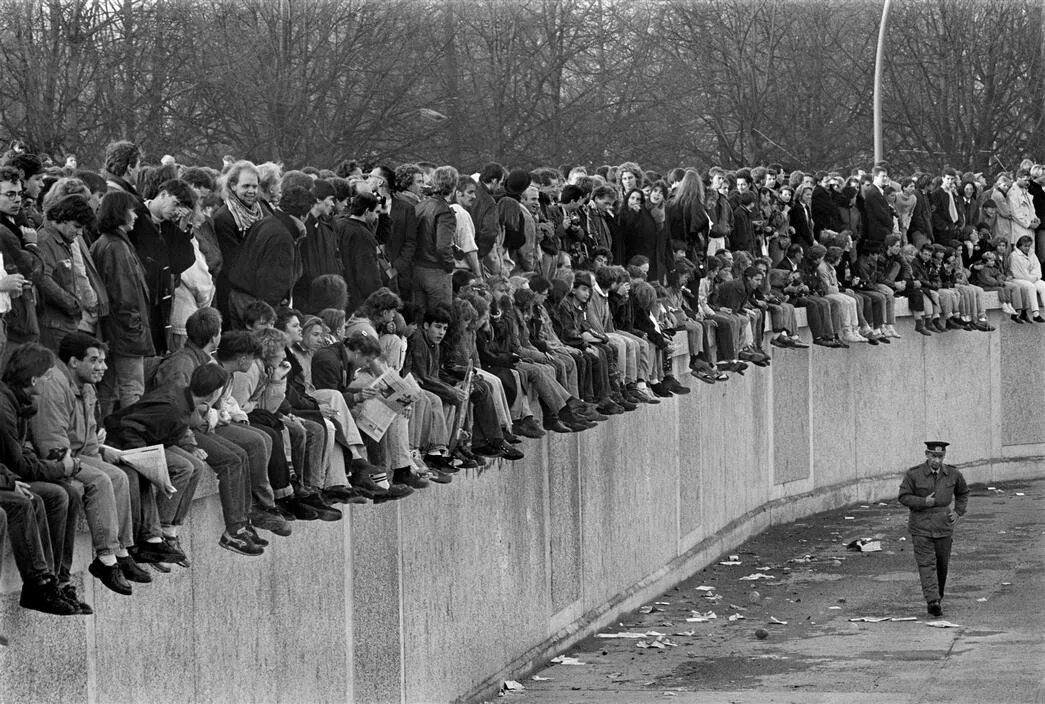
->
xmin=496 ymin=478 xmax=1045 ymax=704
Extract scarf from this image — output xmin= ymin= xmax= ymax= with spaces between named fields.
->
xmin=225 ymin=194 xmax=264 ymax=236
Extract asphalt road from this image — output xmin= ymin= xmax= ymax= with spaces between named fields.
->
xmin=503 ymin=478 xmax=1045 ymax=704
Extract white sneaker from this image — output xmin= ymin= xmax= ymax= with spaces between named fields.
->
xmin=1001 ymin=302 xmax=1016 ymax=315
xmin=886 ymin=324 xmax=902 ymax=339
xmin=843 ymin=327 xmax=866 ymax=343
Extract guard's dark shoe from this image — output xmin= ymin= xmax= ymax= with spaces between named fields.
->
xmin=20 ymin=577 xmax=78 ymax=615
xmin=118 ymin=555 xmax=152 ymax=583
xmin=279 ymin=496 xmax=321 ymax=521
xmin=89 ymin=558 xmax=133 ymax=596
xmin=927 ymin=600 xmax=942 ymax=617
xmin=60 ymin=584 xmax=93 ymax=615
xmin=219 ymin=529 xmax=264 ymax=556
xmin=300 ymin=493 xmax=343 ymax=521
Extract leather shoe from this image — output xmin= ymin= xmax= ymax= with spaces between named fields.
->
xmin=89 ymin=558 xmax=133 ymax=596
xmin=279 ymin=496 xmax=320 ymax=521
xmin=299 ymin=493 xmax=344 ymax=521
xmin=664 ymin=376 xmax=690 ymax=394
xmin=927 ymin=600 xmax=942 ymax=617
xmin=118 ymin=555 xmax=152 ymax=583
xmin=512 ymin=417 xmax=546 ymax=438
xmin=20 ymin=577 xmax=78 ymax=615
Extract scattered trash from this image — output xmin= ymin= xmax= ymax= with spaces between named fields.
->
xmin=728 ymin=604 xmax=747 ymax=611
xmin=686 ymin=610 xmax=718 ymax=622
xmin=844 ymin=516 xmax=855 ymax=520
xmin=976 ymin=598 xmax=988 ymax=602
xmin=848 ymin=616 xmax=890 ymax=622
xmin=636 ymin=639 xmax=667 ymax=649
xmin=890 ymin=617 xmax=917 ymax=622
xmin=729 ymin=554 xmax=739 ymax=560
xmin=829 ymin=606 xmax=842 ymax=610
xmin=769 ymin=616 xmax=788 ymax=625
xmin=748 ymin=590 xmax=762 ymax=604
xmin=695 ymin=585 xmax=716 ymax=592
xmin=789 ymin=555 xmax=814 ymax=563
xmin=502 ymin=680 xmax=525 ymax=693
xmin=728 ymin=613 xmax=746 ymax=622
xmin=550 ymin=655 xmax=587 ymax=665
xmin=1001 ymin=582 xmax=1012 ymax=586
xmin=846 ymin=538 xmax=883 ymax=552
xmin=654 ymin=601 xmax=670 ymax=605
xmin=755 ymin=628 xmax=769 ymax=639
xmin=925 ymin=620 xmax=963 ymax=628
xmin=531 ymin=675 xmax=551 ymax=681
xmin=673 ymin=630 xmax=696 ymax=637
xmin=739 ymin=573 xmax=774 ymax=581
xmin=719 ymin=560 xmax=742 ymax=565
xmin=639 ymin=604 xmax=665 ymax=614
xmin=596 ymin=631 xmax=666 ymax=639
xmin=1016 ymin=492 xmax=1025 ymax=496
xmin=899 ymin=537 xmax=907 ymax=541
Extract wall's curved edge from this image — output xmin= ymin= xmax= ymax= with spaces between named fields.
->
xmin=2 ymin=309 xmax=1044 ymax=704
xmin=455 ymin=457 xmax=1043 ymax=704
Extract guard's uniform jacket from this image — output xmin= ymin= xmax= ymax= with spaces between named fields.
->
xmin=897 ymin=461 xmax=969 ymax=537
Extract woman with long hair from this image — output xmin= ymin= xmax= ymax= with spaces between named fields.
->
xmin=666 ymin=169 xmax=710 ymax=261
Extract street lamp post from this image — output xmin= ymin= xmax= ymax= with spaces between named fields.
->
xmin=873 ymin=0 xmax=893 ymax=165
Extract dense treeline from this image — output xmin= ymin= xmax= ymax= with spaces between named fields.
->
xmin=0 ymin=0 xmax=1041 ymax=173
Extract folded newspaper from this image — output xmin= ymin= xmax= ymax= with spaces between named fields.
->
xmin=100 ymin=444 xmax=176 ymax=498
xmin=354 ymin=369 xmax=422 ymax=441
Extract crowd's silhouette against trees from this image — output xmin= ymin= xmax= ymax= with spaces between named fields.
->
xmin=1 ymin=0 xmax=1042 ymax=173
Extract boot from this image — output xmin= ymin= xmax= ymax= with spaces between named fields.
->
xmin=914 ymin=318 xmax=932 ymax=336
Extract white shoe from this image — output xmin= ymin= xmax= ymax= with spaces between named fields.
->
xmin=843 ymin=327 xmax=866 ymax=343
xmin=859 ymin=325 xmax=875 ymax=339
xmin=1001 ymin=302 xmax=1016 ymax=315
xmin=886 ymin=324 xmax=902 ymax=339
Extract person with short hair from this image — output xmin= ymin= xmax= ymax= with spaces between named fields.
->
xmin=30 ymin=333 xmax=161 ymax=596
xmin=898 ymin=441 xmax=969 ymax=618
xmin=339 ymin=191 xmax=385 ymax=310
xmin=105 ymin=363 xmax=259 ymax=556
xmin=413 ymin=166 xmax=457 ymax=312
xmin=36 ymin=195 xmax=106 ymax=350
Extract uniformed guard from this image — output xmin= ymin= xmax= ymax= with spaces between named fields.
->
xmin=898 ymin=441 xmax=970 ymax=617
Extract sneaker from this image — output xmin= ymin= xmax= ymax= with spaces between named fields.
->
xmin=20 ymin=577 xmax=78 ymax=615
xmin=1001 ymin=302 xmax=1016 ymax=315
xmin=250 ymin=507 xmax=292 ymax=537
xmin=162 ymin=536 xmax=191 ymax=567
xmin=117 ymin=555 xmax=152 ymax=583
xmin=244 ymin=525 xmax=269 ymax=546
xmin=88 ymin=558 xmax=133 ymax=596
xmin=649 ymin=381 xmax=674 ymax=397
xmin=60 ymin=584 xmax=93 ymax=615
xmin=299 ymin=493 xmax=343 ymax=521
xmin=219 ymin=529 xmax=264 ymax=556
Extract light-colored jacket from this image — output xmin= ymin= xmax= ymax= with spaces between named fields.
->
xmin=30 ymin=360 xmax=100 ymax=459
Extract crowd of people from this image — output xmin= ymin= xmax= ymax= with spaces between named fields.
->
xmin=1 ymin=138 xmax=1044 ymax=627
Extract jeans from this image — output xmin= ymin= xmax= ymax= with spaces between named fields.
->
xmin=99 ymin=354 xmax=145 ymax=417
xmin=28 ymin=481 xmax=74 ymax=583
xmin=412 ymin=265 xmax=452 ymax=312
xmin=214 ymin=423 xmax=276 ymax=509
xmin=184 ymin=436 xmax=250 ymax=534
xmin=65 ymin=458 xmax=134 ymax=556
xmin=92 ymin=457 xmax=163 ymax=542
xmin=159 ymin=447 xmax=205 ymax=528
xmin=0 ymin=490 xmax=54 ymax=583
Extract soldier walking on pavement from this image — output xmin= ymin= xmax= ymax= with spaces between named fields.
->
xmin=898 ymin=441 xmax=970 ymax=617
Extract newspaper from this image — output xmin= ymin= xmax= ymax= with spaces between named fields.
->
xmin=100 ymin=444 xmax=177 ymax=498
xmin=354 ymin=369 xmax=422 ymax=441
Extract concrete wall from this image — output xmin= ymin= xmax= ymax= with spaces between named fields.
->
xmin=2 ymin=305 xmax=1043 ymax=704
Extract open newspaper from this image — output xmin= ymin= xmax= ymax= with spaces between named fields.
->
xmin=99 ymin=444 xmax=177 ymax=498
xmin=354 ymin=369 xmax=422 ymax=441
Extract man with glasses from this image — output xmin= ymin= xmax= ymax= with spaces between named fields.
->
xmin=898 ymin=441 xmax=970 ymax=618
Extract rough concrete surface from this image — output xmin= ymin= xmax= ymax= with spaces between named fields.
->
xmin=508 ymin=478 xmax=1045 ymax=704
